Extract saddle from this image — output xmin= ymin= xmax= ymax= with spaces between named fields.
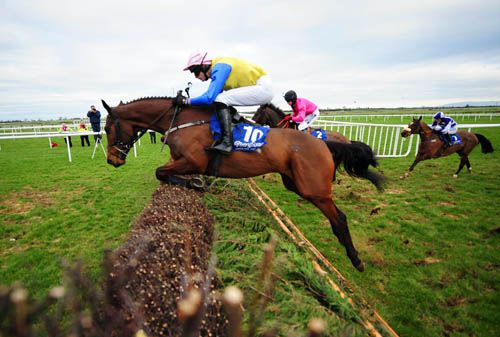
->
xmin=228 ymin=107 xmax=253 ymax=124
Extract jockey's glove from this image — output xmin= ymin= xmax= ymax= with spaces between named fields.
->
xmin=172 ymin=91 xmax=188 ymax=106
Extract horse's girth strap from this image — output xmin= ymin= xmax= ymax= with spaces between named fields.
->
xmin=163 ymin=120 xmax=209 ymax=138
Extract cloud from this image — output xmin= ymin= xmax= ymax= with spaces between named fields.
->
xmin=1 ymin=0 xmax=499 ymax=120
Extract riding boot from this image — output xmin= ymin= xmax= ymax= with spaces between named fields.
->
xmin=208 ymin=103 xmax=233 ymax=155
xmin=443 ymin=134 xmax=451 ymax=148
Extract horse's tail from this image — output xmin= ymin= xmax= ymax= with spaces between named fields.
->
xmin=325 ymin=140 xmax=386 ymax=191
xmin=474 ymin=133 xmax=494 ymax=153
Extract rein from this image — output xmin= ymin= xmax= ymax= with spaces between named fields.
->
xmin=412 ymin=122 xmax=438 ymax=143
xmin=110 ymin=104 xmax=174 ymax=158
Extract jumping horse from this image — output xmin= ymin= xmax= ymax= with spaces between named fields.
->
xmin=400 ymin=116 xmax=493 ymax=178
xmin=102 ymin=97 xmax=386 ymax=271
xmin=253 ymin=104 xmax=350 ymax=143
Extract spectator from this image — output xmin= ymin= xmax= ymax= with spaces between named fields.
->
xmin=60 ymin=123 xmax=73 ymax=147
xmin=87 ymin=105 xmax=102 ymax=141
xmin=78 ymin=120 xmax=91 ymax=147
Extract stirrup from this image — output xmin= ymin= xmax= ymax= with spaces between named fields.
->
xmin=207 ymin=142 xmax=232 ymax=155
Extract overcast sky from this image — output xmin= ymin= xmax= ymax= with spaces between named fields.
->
xmin=1 ymin=0 xmax=499 ymax=121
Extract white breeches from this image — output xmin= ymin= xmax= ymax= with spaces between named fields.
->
xmin=214 ymin=75 xmax=274 ymax=106
xmin=298 ymin=108 xmax=320 ymax=131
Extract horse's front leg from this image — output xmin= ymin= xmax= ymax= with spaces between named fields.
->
xmin=155 ymin=157 xmax=204 ymax=188
xmin=400 ymin=157 xmax=422 ymax=179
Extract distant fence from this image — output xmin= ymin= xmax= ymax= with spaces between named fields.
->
xmin=0 ymin=131 xmax=108 ymax=162
xmin=0 ymin=121 xmax=105 ymax=134
xmin=316 ymin=112 xmax=500 ymax=123
xmin=315 ymin=121 xmax=500 ymax=157
xmin=2 ymin=120 xmax=499 ymax=161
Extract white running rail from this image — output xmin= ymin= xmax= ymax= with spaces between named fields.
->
xmin=315 ymin=120 xmax=500 ymax=157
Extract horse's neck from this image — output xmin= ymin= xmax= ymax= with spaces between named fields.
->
xmin=419 ymin=122 xmax=435 ymax=141
xmin=122 ymin=100 xmax=175 ymax=133
xmin=268 ymin=108 xmax=285 ymax=127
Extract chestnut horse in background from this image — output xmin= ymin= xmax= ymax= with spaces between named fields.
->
xmin=253 ymin=104 xmax=350 ymax=143
xmin=400 ymin=117 xmax=494 ymax=178
xmin=102 ymin=97 xmax=385 ymax=271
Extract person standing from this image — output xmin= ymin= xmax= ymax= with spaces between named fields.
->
xmin=87 ymin=105 xmax=102 ymax=141
xmin=78 ymin=120 xmax=91 ymax=147
xmin=173 ymin=51 xmax=274 ymax=154
xmin=60 ymin=123 xmax=73 ymax=147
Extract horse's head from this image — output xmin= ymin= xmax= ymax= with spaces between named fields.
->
xmin=252 ymin=104 xmax=286 ymax=127
xmin=102 ymin=99 xmax=141 ymax=167
xmin=252 ymin=105 xmax=269 ymax=125
xmin=401 ymin=116 xmax=423 ymax=138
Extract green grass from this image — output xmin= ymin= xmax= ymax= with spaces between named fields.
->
xmin=253 ymin=126 xmax=500 ymax=337
xmin=204 ymin=180 xmax=371 ymax=336
xmin=1 ymin=108 xmax=499 ymax=336
xmin=0 ymin=136 xmax=166 ymax=297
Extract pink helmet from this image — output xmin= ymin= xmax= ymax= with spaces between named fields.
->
xmin=183 ymin=51 xmax=212 ymax=71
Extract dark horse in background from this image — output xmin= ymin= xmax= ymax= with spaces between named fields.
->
xmin=400 ymin=117 xmax=493 ymax=179
xmin=101 ymin=97 xmax=386 ymax=271
xmin=253 ymin=104 xmax=350 ymax=143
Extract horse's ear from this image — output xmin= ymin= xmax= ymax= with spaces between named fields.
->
xmin=101 ymin=99 xmax=112 ymax=113
xmin=418 ymin=116 xmax=422 ymax=121
xmin=119 ymin=100 xmax=124 ymax=106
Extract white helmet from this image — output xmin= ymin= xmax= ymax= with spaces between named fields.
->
xmin=183 ymin=51 xmax=212 ymax=71
xmin=433 ymin=111 xmax=444 ymax=119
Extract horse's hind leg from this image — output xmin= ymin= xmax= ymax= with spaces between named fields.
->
xmin=280 ymin=174 xmax=299 ymax=193
xmin=309 ymin=197 xmax=364 ymax=272
xmin=281 ymin=174 xmax=363 ymax=271
xmin=454 ymin=153 xmax=468 ymax=177
xmin=466 ymin=157 xmax=472 ymax=173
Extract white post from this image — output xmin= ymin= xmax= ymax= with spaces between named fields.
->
xmin=66 ymin=136 xmax=72 ymax=162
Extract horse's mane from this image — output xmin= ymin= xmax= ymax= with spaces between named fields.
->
xmin=265 ymin=103 xmax=285 ymax=115
xmin=123 ymin=96 xmax=173 ymax=105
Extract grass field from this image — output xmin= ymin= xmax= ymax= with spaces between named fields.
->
xmin=1 ymin=108 xmax=499 ymax=336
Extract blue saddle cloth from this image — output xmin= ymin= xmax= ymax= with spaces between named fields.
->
xmin=450 ymin=134 xmax=461 ymax=145
xmin=310 ymin=129 xmax=328 ymax=141
xmin=210 ymin=114 xmax=270 ymax=152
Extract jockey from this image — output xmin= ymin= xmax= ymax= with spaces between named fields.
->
xmin=283 ymin=90 xmax=320 ymax=132
xmin=174 ymin=51 xmax=274 ymax=155
xmin=430 ymin=111 xmax=458 ymax=148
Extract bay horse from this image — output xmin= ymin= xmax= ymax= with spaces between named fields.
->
xmin=102 ymin=97 xmax=386 ymax=271
xmin=253 ymin=104 xmax=350 ymax=143
xmin=400 ymin=117 xmax=493 ymax=178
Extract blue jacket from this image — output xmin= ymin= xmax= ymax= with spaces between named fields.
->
xmin=190 ymin=63 xmax=232 ymax=105
xmin=431 ymin=116 xmax=456 ymax=130
xmin=87 ymin=110 xmax=101 ymax=129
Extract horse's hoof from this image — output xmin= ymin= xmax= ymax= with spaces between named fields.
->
xmin=453 ymin=174 xmax=458 ymax=178
xmin=354 ymin=260 xmax=365 ymax=272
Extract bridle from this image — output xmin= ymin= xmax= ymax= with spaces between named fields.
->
xmin=108 ymin=104 xmax=175 ymax=160
xmin=404 ymin=121 xmax=435 ymax=143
